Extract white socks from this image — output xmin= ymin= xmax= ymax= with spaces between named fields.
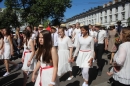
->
xmin=82 ymin=82 xmax=88 ymax=86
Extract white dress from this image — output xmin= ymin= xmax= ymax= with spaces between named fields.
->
xmin=22 ymin=39 xmax=36 ymax=71
xmin=73 ymin=28 xmax=81 ymax=47
xmin=57 ymin=36 xmax=72 ymax=76
xmin=3 ymin=36 xmax=11 ymax=59
xmin=0 ymin=38 xmax=3 ymax=59
xmin=35 ymin=57 xmax=59 ymax=86
xmin=74 ymin=36 xmax=94 ymax=68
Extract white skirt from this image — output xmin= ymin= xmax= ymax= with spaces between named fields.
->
xmin=35 ymin=67 xmax=59 ymax=86
xmin=57 ymin=50 xmax=72 ymax=76
xmin=76 ymin=51 xmax=92 ymax=68
xmin=22 ymin=52 xmax=37 ymax=71
xmin=3 ymin=45 xmax=11 ymax=59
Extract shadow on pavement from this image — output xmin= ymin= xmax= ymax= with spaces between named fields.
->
xmin=0 ymin=72 xmax=21 ymax=86
xmin=88 ymin=66 xmax=98 ymax=85
xmin=59 ymin=72 xmax=70 ymax=82
xmin=66 ymin=80 xmax=80 ymax=86
xmin=27 ymin=82 xmax=35 ymax=86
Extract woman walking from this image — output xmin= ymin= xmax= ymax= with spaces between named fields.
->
xmin=57 ymin=27 xmax=74 ymax=80
xmin=73 ymin=26 xmax=94 ymax=86
xmin=21 ymin=30 xmax=36 ymax=86
xmin=32 ymin=30 xmax=59 ymax=86
xmin=111 ymin=27 xmax=130 ymax=86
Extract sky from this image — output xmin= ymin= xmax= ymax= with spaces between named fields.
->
xmin=0 ymin=0 xmax=111 ymax=20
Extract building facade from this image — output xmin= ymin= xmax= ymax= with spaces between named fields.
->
xmin=65 ymin=0 xmax=130 ymax=27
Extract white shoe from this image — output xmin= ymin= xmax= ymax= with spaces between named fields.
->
xmin=67 ymin=76 xmax=74 ymax=80
xmin=82 ymin=82 xmax=88 ymax=86
xmin=27 ymin=71 xmax=32 ymax=76
xmin=3 ymin=72 xmax=10 ymax=77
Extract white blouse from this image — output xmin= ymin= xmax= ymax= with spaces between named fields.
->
xmin=73 ymin=36 xmax=94 ymax=58
xmin=113 ymin=42 xmax=130 ymax=85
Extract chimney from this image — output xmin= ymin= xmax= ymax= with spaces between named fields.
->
xmin=109 ymin=1 xmax=113 ymax=5
xmin=105 ymin=4 xmax=108 ymax=7
xmin=115 ymin=0 xmax=118 ymax=3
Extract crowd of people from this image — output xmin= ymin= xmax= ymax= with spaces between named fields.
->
xmin=0 ymin=21 xmax=130 ymax=86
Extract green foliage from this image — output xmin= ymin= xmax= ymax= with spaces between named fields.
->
xmin=4 ymin=0 xmax=71 ymax=26
xmin=43 ymin=19 xmax=50 ymax=28
xmin=0 ymin=8 xmax=21 ymax=29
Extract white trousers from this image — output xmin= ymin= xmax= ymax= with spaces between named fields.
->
xmin=82 ymin=67 xmax=89 ymax=81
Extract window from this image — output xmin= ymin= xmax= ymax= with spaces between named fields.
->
xmin=105 ymin=16 xmax=107 ymax=23
xmin=100 ymin=12 xmax=102 ymax=16
xmin=105 ymin=11 xmax=107 ymax=15
xmin=115 ymin=14 xmax=118 ymax=21
xmin=89 ymin=20 xmax=91 ymax=24
xmin=109 ymin=15 xmax=112 ymax=22
xmin=122 ymin=12 xmax=125 ymax=20
xmin=92 ymin=20 xmax=94 ymax=24
xmin=122 ymin=5 xmax=125 ymax=11
xmin=100 ymin=17 xmax=102 ymax=23
xmin=116 ymin=7 xmax=118 ymax=12
xmin=110 ymin=9 xmax=112 ymax=14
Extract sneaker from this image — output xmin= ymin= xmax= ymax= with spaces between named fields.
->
xmin=67 ymin=76 xmax=74 ymax=80
xmin=82 ymin=82 xmax=89 ymax=86
xmin=27 ymin=71 xmax=32 ymax=76
xmin=3 ymin=72 xmax=10 ymax=77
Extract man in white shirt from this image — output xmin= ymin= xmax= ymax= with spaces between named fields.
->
xmin=95 ymin=23 xmax=108 ymax=76
xmin=38 ymin=25 xmax=44 ymax=33
xmin=68 ymin=25 xmax=73 ymax=38
xmin=51 ymin=26 xmax=58 ymax=49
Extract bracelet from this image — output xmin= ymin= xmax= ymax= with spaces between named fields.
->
xmin=50 ymin=82 xmax=55 ymax=85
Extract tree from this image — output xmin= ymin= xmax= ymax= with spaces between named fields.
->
xmin=3 ymin=0 xmax=72 ymax=27
xmin=0 ymin=8 xmax=21 ymax=29
xmin=127 ymin=17 xmax=130 ymax=26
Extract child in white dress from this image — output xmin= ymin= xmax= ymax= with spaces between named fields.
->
xmin=21 ymin=30 xmax=36 ymax=86
xmin=57 ymin=27 xmax=74 ymax=80
xmin=73 ymin=26 xmax=94 ymax=86
xmin=32 ymin=30 xmax=59 ymax=86
xmin=2 ymin=28 xmax=14 ymax=76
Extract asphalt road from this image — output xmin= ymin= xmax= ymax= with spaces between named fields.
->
xmin=0 ymin=54 xmax=112 ymax=86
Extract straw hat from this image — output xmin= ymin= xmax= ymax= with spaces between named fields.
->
xmin=80 ymin=24 xmax=84 ymax=27
xmin=38 ymin=24 xmax=43 ymax=28
xmin=51 ymin=26 xmax=57 ymax=30
xmin=60 ymin=24 xmax=66 ymax=27
xmin=95 ymin=23 xmax=101 ymax=26
xmin=110 ymin=23 xmax=115 ymax=26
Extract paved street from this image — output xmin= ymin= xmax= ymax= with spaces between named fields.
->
xmin=0 ymin=54 xmax=112 ymax=86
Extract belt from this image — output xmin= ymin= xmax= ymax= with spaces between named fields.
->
xmin=39 ymin=66 xmax=53 ymax=86
xmin=79 ymin=50 xmax=91 ymax=52
xmin=24 ymin=50 xmax=32 ymax=57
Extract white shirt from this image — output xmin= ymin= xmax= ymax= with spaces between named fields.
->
xmin=68 ymin=28 xmax=73 ymax=37
xmin=89 ymin=30 xmax=97 ymax=38
xmin=31 ymin=33 xmax=36 ymax=40
xmin=65 ymin=30 xmax=69 ymax=37
xmin=33 ymin=31 xmax=38 ymax=37
xmin=97 ymin=30 xmax=107 ymax=44
xmin=51 ymin=32 xmax=58 ymax=46
xmin=113 ymin=42 xmax=130 ymax=85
